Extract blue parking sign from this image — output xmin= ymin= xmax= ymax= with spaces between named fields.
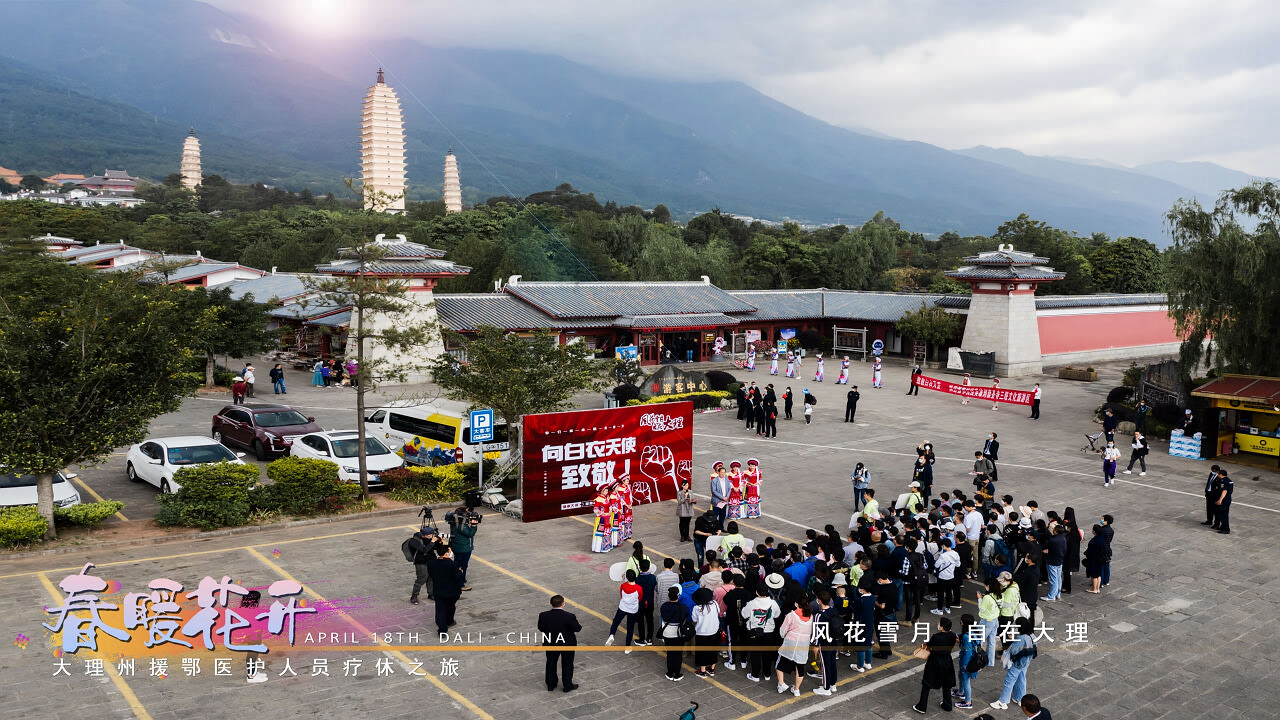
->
xmin=469 ymin=409 xmax=494 ymax=444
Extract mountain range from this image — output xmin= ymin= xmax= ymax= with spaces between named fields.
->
xmin=0 ymin=0 xmax=1267 ymax=242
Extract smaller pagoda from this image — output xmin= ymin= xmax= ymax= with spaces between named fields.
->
xmin=946 ymin=244 xmax=1064 ymax=377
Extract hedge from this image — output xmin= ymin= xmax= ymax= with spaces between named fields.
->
xmin=155 ymin=462 xmax=260 ymax=530
xmin=382 ymin=461 xmax=491 ymax=506
xmin=0 ymin=506 xmax=47 ymax=547
xmin=263 ymin=456 xmax=357 ymax=514
xmin=54 ymin=501 xmax=124 ymax=528
xmin=627 ymin=391 xmax=730 ymax=410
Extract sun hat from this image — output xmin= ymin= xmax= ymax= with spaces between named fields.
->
xmin=233 ymin=377 xmax=243 ymax=382
xmin=998 ymin=571 xmax=1013 ymax=582
xmin=909 ymin=481 xmax=921 ymax=488
xmin=747 ymin=458 xmax=759 ymax=466
xmin=765 ymin=573 xmax=785 ymax=589
xmin=1018 ymin=517 xmax=1032 ymax=529
xmin=712 ymin=461 xmax=725 ymax=471
xmin=832 ymin=573 xmax=848 ymax=586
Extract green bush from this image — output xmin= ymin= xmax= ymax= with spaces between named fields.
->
xmin=265 ymin=456 xmax=349 ymax=514
xmin=155 ymin=462 xmax=260 ymax=530
xmin=1122 ymin=362 xmax=1143 ymax=389
xmin=54 ymin=501 xmax=124 ymax=527
xmin=0 ymin=506 xmax=48 ymax=547
xmin=384 ymin=462 xmax=479 ymax=505
xmin=627 ymin=390 xmax=730 ymax=410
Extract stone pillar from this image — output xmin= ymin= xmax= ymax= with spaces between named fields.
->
xmin=961 ymin=292 xmax=1044 ymax=377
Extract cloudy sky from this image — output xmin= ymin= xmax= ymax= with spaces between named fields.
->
xmin=210 ymin=0 xmax=1279 ymax=175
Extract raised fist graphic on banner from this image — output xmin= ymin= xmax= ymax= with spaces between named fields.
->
xmin=640 ymin=444 xmax=678 ymax=501
xmin=676 ymin=459 xmax=692 ymax=485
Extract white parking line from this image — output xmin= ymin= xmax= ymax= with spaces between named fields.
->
xmin=693 ymin=432 xmax=1280 ymax=515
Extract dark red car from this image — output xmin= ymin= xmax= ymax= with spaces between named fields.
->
xmin=211 ymin=404 xmax=323 ymax=460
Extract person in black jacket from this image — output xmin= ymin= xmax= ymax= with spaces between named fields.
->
xmin=538 ymin=595 xmax=582 ymax=692
xmin=1102 ymin=408 xmax=1118 ymax=443
xmin=1062 ymin=508 xmax=1081 ymax=595
xmin=913 ymin=616 xmax=958 ymax=713
xmin=906 ymin=364 xmax=922 ymax=396
xmin=764 ymin=401 xmax=778 ymax=438
xmin=1123 ymin=430 xmax=1149 ymax=475
xmin=428 ymin=545 xmax=465 ymax=634
xmin=658 ymin=586 xmax=692 ymax=681
xmin=845 ymin=386 xmax=860 ymax=422
xmin=1202 ymin=465 xmax=1222 ymax=527
xmin=783 ymin=387 xmax=794 ymax=419
xmin=982 ymin=433 xmax=1000 ymax=484
xmin=736 ymin=385 xmax=748 ymax=421
xmin=754 ymin=397 xmax=767 ymax=437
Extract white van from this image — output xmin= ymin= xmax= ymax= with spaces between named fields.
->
xmin=364 ymin=400 xmax=510 ymax=466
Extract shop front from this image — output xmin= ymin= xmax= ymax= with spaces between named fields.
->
xmin=1192 ymin=375 xmax=1280 ymax=468
xmin=616 ymin=314 xmax=738 ymax=365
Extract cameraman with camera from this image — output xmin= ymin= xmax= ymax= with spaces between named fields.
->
xmin=408 ymin=507 xmax=443 ymax=605
xmin=447 ymin=507 xmax=481 ymax=591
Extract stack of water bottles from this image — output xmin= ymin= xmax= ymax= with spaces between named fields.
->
xmin=1168 ymin=429 xmax=1203 ymax=459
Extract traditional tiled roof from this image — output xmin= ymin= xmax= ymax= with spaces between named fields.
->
xmin=57 ymin=242 xmax=134 ymax=259
xmin=945 ymin=265 xmax=1065 ymax=281
xmin=268 ymin=303 xmax=348 ymax=320
xmin=729 ymin=290 xmax=960 ymax=323
xmin=224 ymin=273 xmax=317 ymax=304
xmin=314 ymin=259 xmax=471 ymax=275
xmin=1032 ymin=294 xmax=1165 ymax=309
xmin=612 ymin=313 xmax=741 ymax=329
xmin=143 ymin=262 xmax=266 ymax=284
xmin=1193 ymin=375 xmax=1280 ymax=404
xmin=304 ymin=310 xmax=352 ymax=328
xmin=34 ymin=233 xmax=82 ymax=246
xmin=505 ymin=280 xmax=757 ymax=319
xmin=434 ymin=294 xmax=603 ymax=331
xmin=69 ymin=247 xmax=155 ymax=265
xmin=956 ymin=247 xmax=1051 ymax=265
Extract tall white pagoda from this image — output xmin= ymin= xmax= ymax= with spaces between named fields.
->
xmin=180 ymin=129 xmax=202 ymax=190
xmin=360 ymin=69 xmax=407 ymax=213
xmin=443 ymin=149 xmax=462 ymax=213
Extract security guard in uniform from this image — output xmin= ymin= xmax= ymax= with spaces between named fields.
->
xmin=1201 ymin=464 xmax=1222 ymax=527
xmin=1215 ymin=468 xmax=1233 ymax=535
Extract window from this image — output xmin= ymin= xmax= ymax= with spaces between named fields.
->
xmin=331 ymin=437 xmax=392 ymax=458
xmin=253 ymin=411 xmax=309 ymax=428
xmin=222 ymin=409 xmax=250 ymax=424
xmin=462 ymin=424 xmax=509 ymax=446
xmin=302 ymin=436 xmax=328 ymax=452
xmin=388 ymin=413 xmax=456 ymax=444
xmin=166 ymin=444 xmax=236 ymax=466
xmin=141 ymin=442 xmax=162 ymax=460
xmin=366 ymin=410 xmax=386 ymax=424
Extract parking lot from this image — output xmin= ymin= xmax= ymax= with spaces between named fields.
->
xmin=6 ymin=360 xmax=1280 ymax=720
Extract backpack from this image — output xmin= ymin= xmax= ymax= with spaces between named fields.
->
xmin=907 ymin=552 xmax=929 ymax=586
xmin=1011 ymin=639 xmax=1038 ymax=662
xmin=401 ymin=532 xmax=433 ymax=563
xmin=964 ymin=638 xmax=988 ymax=673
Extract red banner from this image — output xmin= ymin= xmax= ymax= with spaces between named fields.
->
xmin=521 ymin=402 xmax=694 ymax=522
xmin=914 ymin=374 xmax=1034 ymax=406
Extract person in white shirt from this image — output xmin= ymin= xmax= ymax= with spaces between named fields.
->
xmin=931 ymin=539 xmax=962 ymax=614
xmin=962 ymin=501 xmax=984 ymax=579
xmin=1029 ymin=383 xmax=1042 ymax=419
xmin=741 ymin=586 xmax=782 ymax=682
xmin=1100 ymin=441 xmax=1121 ymax=487
xmin=242 ymin=364 xmax=256 ymax=398
xmin=843 ymin=531 xmax=864 ymax=565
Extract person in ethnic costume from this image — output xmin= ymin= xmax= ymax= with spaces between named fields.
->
xmin=785 ymin=352 xmax=796 ymax=378
xmin=961 ymin=372 xmax=972 ymax=405
xmin=990 ymin=377 xmax=1001 ymax=411
xmin=727 ymin=461 xmax=744 ymax=520
xmin=607 ymin=484 xmax=622 ymax=548
xmin=872 ymin=357 xmax=883 ymax=388
xmin=770 ymin=349 xmax=780 ymax=375
xmin=746 ymin=346 xmax=756 ymax=371
xmin=618 ymin=474 xmax=634 ymax=541
xmin=814 ymin=354 xmax=825 ymax=382
xmin=836 ymin=356 xmax=849 ymax=384
xmin=592 ymin=485 xmax=614 ymax=553
xmin=743 ymin=458 xmax=762 ymax=519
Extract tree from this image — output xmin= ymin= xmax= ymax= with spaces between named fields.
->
xmin=19 ymin=174 xmax=47 ymax=191
xmin=429 ymin=326 xmax=607 ymax=500
xmin=895 ymin=302 xmax=962 ymax=362
xmin=174 ymin=286 xmax=275 ymax=387
xmin=302 ymin=183 xmax=435 ymax=499
xmin=0 ymin=246 xmax=200 ymax=538
xmin=1087 ymin=236 xmax=1165 ymax=293
xmin=1165 ymin=182 xmax=1280 ymax=375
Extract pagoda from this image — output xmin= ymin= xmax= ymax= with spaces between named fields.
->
xmin=360 ymin=69 xmax=407 ymax=213
xmin=180 ymin=129 xmax=202 ymax=190
xmin=946 ymin=244 xmax=1064 ymax=377
xmin=443 ymin=149 xmax=462 ymax=213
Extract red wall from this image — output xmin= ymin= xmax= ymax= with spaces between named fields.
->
xmin=1037 ymin=310 xmax=1178 ymax=355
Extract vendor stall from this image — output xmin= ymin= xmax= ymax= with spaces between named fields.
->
xmin=1191 ymin=374 xmax=1280 ymax=468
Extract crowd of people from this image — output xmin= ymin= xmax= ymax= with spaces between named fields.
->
xmin=581 ymin=433 xmax=1096 ymax=714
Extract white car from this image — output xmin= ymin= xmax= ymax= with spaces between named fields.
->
xmin=289 ymin=431 xmax=403 ymax=486
xmin=125 ymin=436 xmax=246 ymax=494
xmin=0 ymin=471 xmax=82 ymax=509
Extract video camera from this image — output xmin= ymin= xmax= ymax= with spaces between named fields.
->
xmin=446 ymin=508 xmax=482 ymax=526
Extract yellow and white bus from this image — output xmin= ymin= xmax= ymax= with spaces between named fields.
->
xmin=363 ymin=400 xmax=510 ymax=465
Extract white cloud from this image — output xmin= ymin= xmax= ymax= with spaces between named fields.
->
xmin=206 ymin=0 xmax=1280 ymax=175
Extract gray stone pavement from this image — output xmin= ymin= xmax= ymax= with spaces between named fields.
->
xmin=3 ymin=359 xmax=1280 ymax=720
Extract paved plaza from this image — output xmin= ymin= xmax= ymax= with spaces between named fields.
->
xmin=3 ymin=360 xmax=1279 ymax=720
